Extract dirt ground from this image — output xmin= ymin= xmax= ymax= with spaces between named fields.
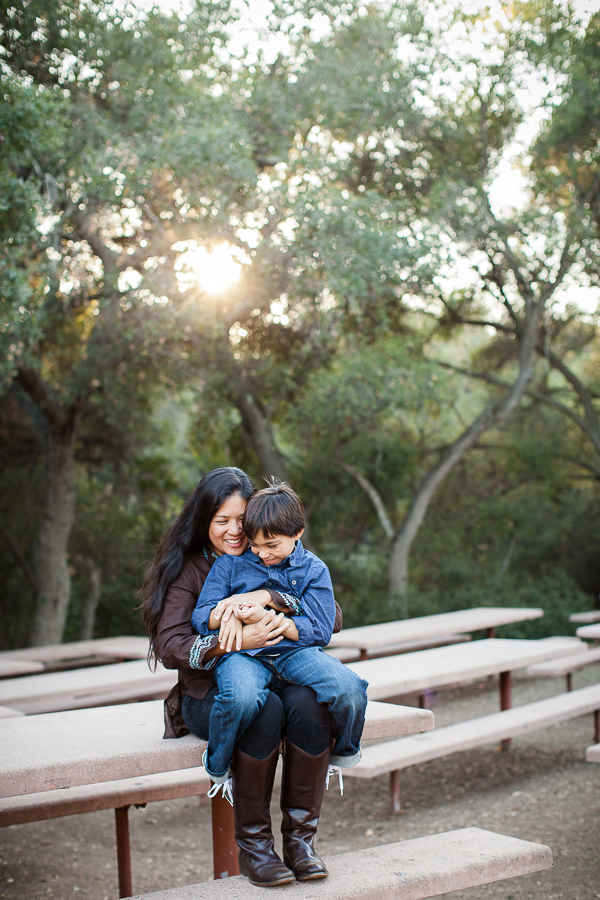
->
xmin=1 ymin=669 xmax=599 ymax=900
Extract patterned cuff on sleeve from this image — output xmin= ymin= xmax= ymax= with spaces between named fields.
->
xmin=189 ymin=634 xmax=216 ymax=670
xmin=278 ymin=592 xmax=302 ymax=615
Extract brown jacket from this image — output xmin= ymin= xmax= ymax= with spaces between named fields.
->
xmin=155 ymin=551 xmax=343 ymax=737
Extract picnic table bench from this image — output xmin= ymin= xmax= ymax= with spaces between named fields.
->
xmin=0 ymin=658 xmax=177 ymax=714
xmin=526 ymin=644 xmax=600 ymax=691
xmin=346 ymin=681 xmax=600 ymax=811
xmin=576 ymin=622 xmax=600 ymax=643
xmin=0 ymin=698 xmax=433 ymax=897
xmin=570 ymin=610 xmax=600 ymax=624
xmin=128 ymin=828 xmax=553 ymax=900
xmin=0 ymin=636 xmax=150 ymax=669
xmin=0 ymin=658 xmax=45 ymax=678
xmin=327 ymin=606 xmax=544 ymax=660
xmin=326 ymin=632 xmax=471 ymax=663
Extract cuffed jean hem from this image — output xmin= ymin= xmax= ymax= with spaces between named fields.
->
xmin=202 ymin=748 xmax=231 ymax=783
xmin=331 ymin=748 xmax=362 ymax=768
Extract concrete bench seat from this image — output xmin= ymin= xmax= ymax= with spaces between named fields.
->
xmin=129 ymin=827 xmax=552 ymax=900
xmin=346 ymin=682 xmax=600 ymax=812
xmin=570 ymin=611 xmax=600 ymax=624
xmin=586 ymin=742 xmax=600 ymax=763
xmin=0 ymin=767 xmax=211 ymax=826
xmin=526 ymin=645 xmax=600 ymax=690
xmin=576 ymin=622 xmax=600 ymax=642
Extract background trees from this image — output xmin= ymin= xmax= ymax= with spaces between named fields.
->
xmin=1 ymin=0 xmax=598 ymax=647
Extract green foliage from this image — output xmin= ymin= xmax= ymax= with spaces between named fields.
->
xmin=2 ymin=0 xmax=600 ymax=643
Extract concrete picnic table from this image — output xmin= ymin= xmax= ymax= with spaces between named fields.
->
xmin=327 ymin=607 xmax=544 ymax=660
xmin=0 ymin=658 xmax=176 ymax=714
xmin=0 ymin=635 xmax=150 ymax=667
xmin=346 ymin=637 xmax=586 ymax=713
xmin=0 ymin=697 xmax=433 ymax=894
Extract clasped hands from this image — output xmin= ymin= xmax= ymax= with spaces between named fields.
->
xmin=211 ymin=590 xmax=291 ymax=653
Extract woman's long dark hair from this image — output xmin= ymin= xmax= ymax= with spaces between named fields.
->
xmin=141 ymin=467 xmax=256 ymax=658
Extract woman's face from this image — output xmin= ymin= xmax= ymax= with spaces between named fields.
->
xmin=208 ymin=492 xmax=248 ymax=556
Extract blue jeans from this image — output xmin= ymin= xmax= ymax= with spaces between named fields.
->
xmin=204 ymin=647 xmax=368 ymax=780
xmin=182 ymin=682 xmax=333 ymax=760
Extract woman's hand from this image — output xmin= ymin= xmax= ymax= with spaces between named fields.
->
xmin=212 ymin=590 xmax=271 ymax=626
xmin=241 ymin=609 xmax=288 ymax=650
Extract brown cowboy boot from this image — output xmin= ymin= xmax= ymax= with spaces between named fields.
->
xmin=232 ymin=746 xmax=295 ymax=887
xmin=280 ymin=739 xmax=331 ymax=881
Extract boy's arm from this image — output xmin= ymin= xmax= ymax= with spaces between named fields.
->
xmin=191 ymin=557 xmax=233 ymax=635
xmin=289 ymin=558 xmax=336 ymax=648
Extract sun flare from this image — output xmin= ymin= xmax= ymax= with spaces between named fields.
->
xmin=178 ymin=243 xmax=243 ymax=294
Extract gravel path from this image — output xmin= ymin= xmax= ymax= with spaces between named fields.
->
xmin=1 ymin=669 xmax=599 ymax=900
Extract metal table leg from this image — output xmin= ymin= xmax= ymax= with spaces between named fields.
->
xmin=115 ymin=806 xmax=133 ymax=898
xmin=499 ymin=670 xmax=512 ymax=749
xmin=211 ymin=793 xmax=238 ymax=879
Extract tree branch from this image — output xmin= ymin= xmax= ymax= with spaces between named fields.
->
xmin=342 ymin=463 xmax=395 ymax=540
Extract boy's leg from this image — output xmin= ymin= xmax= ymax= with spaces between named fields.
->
xmin=206 ymin=653 xmax=272 ymax=780
xmin=274 ymin=647 xmax=368 ymax=768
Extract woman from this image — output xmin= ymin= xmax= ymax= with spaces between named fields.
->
xmin=141 ymin=467 xmax=342 ymax=887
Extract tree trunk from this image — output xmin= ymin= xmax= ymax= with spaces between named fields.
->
xmin=388 ymin=299 xmax=543 ymax=600
xmin=29 ymin=421 xmax=78 ymax=646
xmin=79 ymin=559 xmax=102 ymax=640
xmin=234 ymin=386 xmax=289 ymax=482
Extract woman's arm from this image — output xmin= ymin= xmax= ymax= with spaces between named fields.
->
xmin=154 ymin=555 xmax=220 ymax=671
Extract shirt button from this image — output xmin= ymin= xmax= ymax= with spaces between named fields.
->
xmin=291 ymin=580 xmax=297 ymax=585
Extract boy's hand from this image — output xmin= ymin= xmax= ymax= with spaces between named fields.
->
xmin=213 ymin=590 xmax=271 ymax=625
xmin=218 ymin=614 xmax=244 ymax=653
xmin=235 ymin=603 xmax=269 ymax=624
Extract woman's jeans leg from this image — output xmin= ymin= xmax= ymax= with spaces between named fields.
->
xmin=273 ymin=648 xmax=368 ymax=767
xmin=205 ymin=653 xmax=273 ymax=778
xmin=276 ymin=683 xmax=332 ymax=756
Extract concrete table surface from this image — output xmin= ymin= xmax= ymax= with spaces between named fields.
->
xmin=0 ymin=659 xmax=176 ymax=714
xmin=346 ymin=637 xmax=587 ymax=702
xmin=0 ymin=699 xmax=433 ymax=799
xmin=327 ymin=607 xmax=544 ymax=657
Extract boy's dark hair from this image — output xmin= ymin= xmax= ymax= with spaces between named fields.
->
xmin=242 ymin=479 xmax=305 ymax=540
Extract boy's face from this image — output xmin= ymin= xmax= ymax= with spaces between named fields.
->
xmin=248 ymin=528 xmax=303 ymax=566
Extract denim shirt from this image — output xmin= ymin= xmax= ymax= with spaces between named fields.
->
xmin=191 ymin=540 xmax=336 ymax=653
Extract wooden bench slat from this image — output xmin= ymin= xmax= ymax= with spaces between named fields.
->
xmin=347 ymin=682 xmax=600 ymax=778
xmin=128 ymin=827 xmax=552 ymax=900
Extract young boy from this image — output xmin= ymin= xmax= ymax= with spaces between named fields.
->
xmin=191 ymin=481 xmax=368 ymax=785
